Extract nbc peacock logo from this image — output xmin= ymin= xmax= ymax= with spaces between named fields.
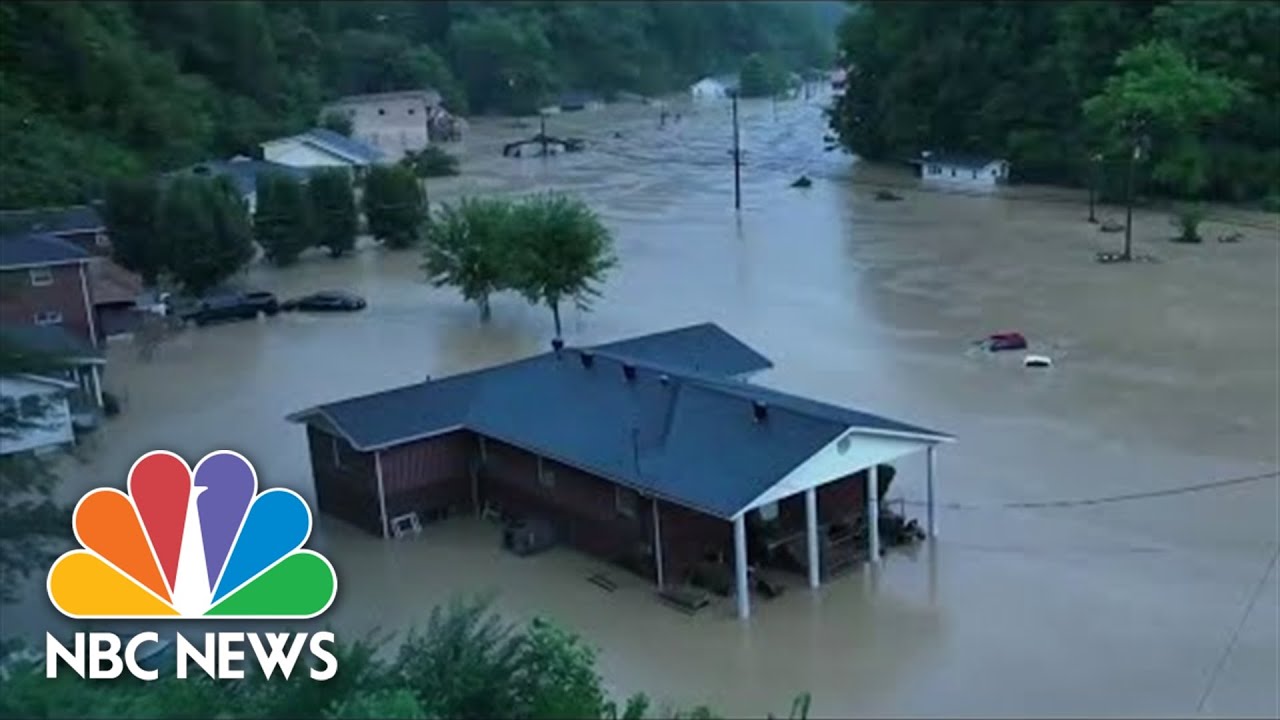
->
xmin=47 ymin=450 xmax=337 ymax=619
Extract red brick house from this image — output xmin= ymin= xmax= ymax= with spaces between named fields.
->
xmin=289 ymin=324 xmax=952 ymax=619
xmin=0 ymin=232 xmax=98 ymax=348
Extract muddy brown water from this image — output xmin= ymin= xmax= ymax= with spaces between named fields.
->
xmin=3 ymin=95 xmax=1277 ymax=718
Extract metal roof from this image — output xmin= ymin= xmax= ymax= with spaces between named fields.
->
xmin=302 ymin=128 xmax=384 ymax=165
xmin=0 ymin=233 xmax=91 ymax=269
xmin=917 ymin=152 xmax=1007 ymax=169
xmin=0 ymin=205 xmax=103 ymax=236
xmin=288 ymin=323 xmax=951 ymax=519
xmin=169 ymin=158 xmax=314 ymax=198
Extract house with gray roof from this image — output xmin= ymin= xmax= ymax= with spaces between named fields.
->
xmin=260 ymin=128 xmax=386 ymax=177
xmin=168 ymin=156 xmax=316 ymax=215
xmin=0 ymin=204 xmax=108 ymax=256
xmin=288 ymin=323 xmax=952 ymax=619
xmin=912 ymin=150 xmax=1010 ymax=189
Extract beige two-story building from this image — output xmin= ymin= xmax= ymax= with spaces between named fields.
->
xmin=321 ymin=89 xmax=446 ymax=160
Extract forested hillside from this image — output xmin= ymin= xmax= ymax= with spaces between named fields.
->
xmin=829 ymin=1 xmax=1279 ymax=204
xmin=0 ymin=1 xmax=834 ymax=209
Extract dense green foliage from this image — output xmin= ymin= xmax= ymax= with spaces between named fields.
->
xmin=1 ymin=1 xmax=836 ymax=209
xmin=155 ymin=176 xmax=255 ymax=296
xmin=739 ymin=53 xmax=789 ymax=98
xmin=422 ymin=197 xmax=516 ymax=321
xmin=402 ymin=146 xmax=461 ymax=179
xmin=363 ymin=166 xmax=425 ymax=249
xmin=829 ymin=1 xmax=1280 ymax=202
xmin=422 ymin=193 xmax=616 ymax=335
xmin=509 ymin=194 xmax=617 ymax=338
xmin=308 ymin=169 xmax=359 ymax=259
xmin=1 ymin=596 xmax=811 ymax=718
xmin=254 ymin=172 xmax=313 ymax=266
xmin=102 ymin=177 xmax=163 ymax=286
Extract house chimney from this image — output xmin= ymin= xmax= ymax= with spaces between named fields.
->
xmin=551 ymin=338 xmax=564 ymax=356
xmin=751 ymin=400 xmax=768 ymax=423
xmin=579 ymin=350 xmax=594 ymax=369
xmin=622 ymin=363 xmax=636 ymax=382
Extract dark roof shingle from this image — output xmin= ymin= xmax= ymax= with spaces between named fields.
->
xmin=0 ymin=205 xmax=103 ymax=236
xmin=0 ymin=233 xmax=91 ymax=268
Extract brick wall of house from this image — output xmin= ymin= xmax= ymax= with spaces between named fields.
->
xmin=379 ymin=431 xmax=476 ymax=523
xmin=0 ymin=263 xmax=95 ymax=347
xmin=306 ymin=426 xmax=381 ymax=535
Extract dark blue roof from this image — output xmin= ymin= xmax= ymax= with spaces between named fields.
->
xmin=0 ymin=205 xmax=103 ymax=236
xmin=302 ymin=128 xmax=383 ymax=164
xmin=590 ymin=322 xmax=771 ymax=377
xmin=0 ymin=233 xmax=91 ymax=268
xmin=289 ymin=323 xmax=951 ymax=518
xmin=170 ymin=159 xmax=313 ymax=198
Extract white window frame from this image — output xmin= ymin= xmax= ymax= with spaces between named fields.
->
xmin=33 ymin=310 xmax=63 ymax=326
xmin=615 ymin=486 xmax=638 ymax=518
xmin=29 ymin=268 xmax=53 ymax=287
xmin=537 ymin=457 xmax=556 ymax=488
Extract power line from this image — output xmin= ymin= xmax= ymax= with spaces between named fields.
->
xmin=890 ymin=470 xmax=1279 ymax=512
xmin=1196 ymin=542 xmax=1280 ymax=713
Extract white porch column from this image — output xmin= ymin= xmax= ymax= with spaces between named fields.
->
xmin=375 ymin=451 xmax=389 ymax=539
xmin=867 ymin=465 xmax=881 ymax=564
xmin=652 ymin=499 xmax=665 ymax=590
xmin=733 ymin=514 xmax=750 ymax=619
xmin=805 ymin=487 xmax=820 ymax=589
xmin=926 ymin=445 xmax=938 ymax=538
xmin=90 ymin=366 xmax=104 ymax=409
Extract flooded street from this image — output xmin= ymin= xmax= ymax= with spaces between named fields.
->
xmin=4 ymin=95 xmax=1278 ymax=717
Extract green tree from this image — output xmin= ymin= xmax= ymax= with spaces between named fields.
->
xmin=447 ymin=11 xmax=556 ymax=115
xmin=1083 ymin=40 xmax=1243 ymax=198
xmin=402 ymin=145 xmax=460 ymax=178
xmin=308 ymin=169 xmax=358 ymax=258
xmin=254 ymin=171 xmax=313 ymax=266
xmin=158 ymin=176 xmax=254 ymax=296
xmin=102 ymin=176 xmax=164 ymax=287
xmin=739 ymin=53 xmax=785 ymax=98
xmin=320 ymin=111 xmax=353 ymax=137
xmin=510 ymin=193 xmax=616 ymax=339
xmin=422 ymin=197 xmax=515 ymax=322
xmin=363 ymin=165 xmax=424 ymax=250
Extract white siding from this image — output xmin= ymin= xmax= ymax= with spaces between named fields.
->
xmin=921 ymin=161 xmax=1008 ymax=189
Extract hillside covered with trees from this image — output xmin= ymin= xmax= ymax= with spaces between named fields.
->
xmin=0 ymin=1 xmax=836 ymax=210
xmin=828 ymin=1 xmax=1279 ymax=204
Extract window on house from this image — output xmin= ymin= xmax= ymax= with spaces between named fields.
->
xmin=615 ymin=487 xmax=638 ymax=518
xmin=95 ymin=232 xmax=110 ymax=247
xmin=407 ymin=108 xmax=415 ymax=115
xmin=378 ymin=108 xmax=386 ymax=116
xmin=538 ymin=458 xmax=556 ymax=488
xmin=972 ymin=170 xmax=978 ymax=179
xmin=950 ymin=168 xmax=956 ymax=177
xmin=928 ymin=165 xmax=940 ymax=175
xmin=34 ymin=311 xmax=63 ymax=326
xmin=0 ymin=397 xmax=16 ymax=424
xmin=29 ymin=268 xmax=53 ymax=286
xmin=992 ymin=168 xmax=999 ymax=177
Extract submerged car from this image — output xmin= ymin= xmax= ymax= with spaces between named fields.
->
xmin=182 ymin=291 xmax=279 ymax=326
xmin=281 ymin=290 xmax=367 ymax=313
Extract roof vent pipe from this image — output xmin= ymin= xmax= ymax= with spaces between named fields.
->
xmin=579 ymin=351 xmax=595 ymax=368
xmin=551 ymin=338 xmax=564 ymax=357
xmin=622 ymin=363 xmax=636 ymax=382
xmin=752 ymin=400 xmax=768 ymax=423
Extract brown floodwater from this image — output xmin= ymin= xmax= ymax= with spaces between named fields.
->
xmin=3 ymin=95 xmax=1278 ymax=718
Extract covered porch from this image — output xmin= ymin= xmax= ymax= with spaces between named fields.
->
xmin=649 ymin=429 xmax=950 ymax=620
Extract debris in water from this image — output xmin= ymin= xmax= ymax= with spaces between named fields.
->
xmin=984 ymin=332 xmax=1028 ymax=352
xmin=874 ymin=189 xmax=903 ymax=202
xmin=791 ymin=175 xmax=813 ymax=188
xmin=1218 ymin=231 xmax=1243 ymax=244
xmin=1024 ymin=354 xmax=1053 ymax=369
xmin=1099 ymin=220 xmax=1125 ymax=233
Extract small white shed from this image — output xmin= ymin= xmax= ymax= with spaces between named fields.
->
xmin=915 ymin=152 xmax=1010 ymax=189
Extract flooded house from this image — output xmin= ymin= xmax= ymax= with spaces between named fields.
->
xmin=288 ymin=323 xmax=951 ymax=618
xmin=260 ymin=128 xmax=385 ymax=179
xmin=912 ymin=151 xmax=1011 ymax=189
xmin=320 ymin=89 xmax=461 ymax=157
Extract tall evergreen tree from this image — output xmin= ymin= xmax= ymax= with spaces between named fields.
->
xmin=308 ymin=169 xmax=359 ymax=258
xmin=159 ymin=176 xmax=254 ymax=296
xmin=254 ymin=171 xmax=312 ymax=266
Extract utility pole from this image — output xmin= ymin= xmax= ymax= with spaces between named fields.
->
xmin=732 ymin=92 xmax=742 ymax=211
xmin=1088 ymin=153 xmax=1101 ymax=224
xmin=539 ymin=112 xmax=548 ymax=157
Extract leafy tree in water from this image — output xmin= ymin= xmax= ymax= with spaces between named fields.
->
xmin=158 ymin=176 xmax=254 ymax=296
xmin=320 ymin=110 xmax=353 ymax=137
xmin=1083 ymin=40 xmax=1243 ymax=198
xmin=254 ymin=171 xmax=313 ymax=266
xmin=102 ymin=176 xmax=164 ymax=287
xmin=422 ymin=197 xmax=514 ymax=322
xmin=308 ymin=169 xmax=359 ymax=258
xmin=510 ymin=193 xmax=616 ymax=339
xmin=363 ymin=165 xmax=424 ymax=250
xmin=739 ymin=53 xmax=785 ymax=98
xmin=402 ymin=145 xmax=461 ymax=178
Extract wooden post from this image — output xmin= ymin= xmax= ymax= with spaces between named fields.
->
xmin=375 ymin=451 xmax=389 ymax=539
xmin=652 ymin=499 xmax=665 ymax=590
xmin=732 ymin=93 xmax=741 ymax=210
xmin=926 ymin=446 xmax=938 ymax=538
